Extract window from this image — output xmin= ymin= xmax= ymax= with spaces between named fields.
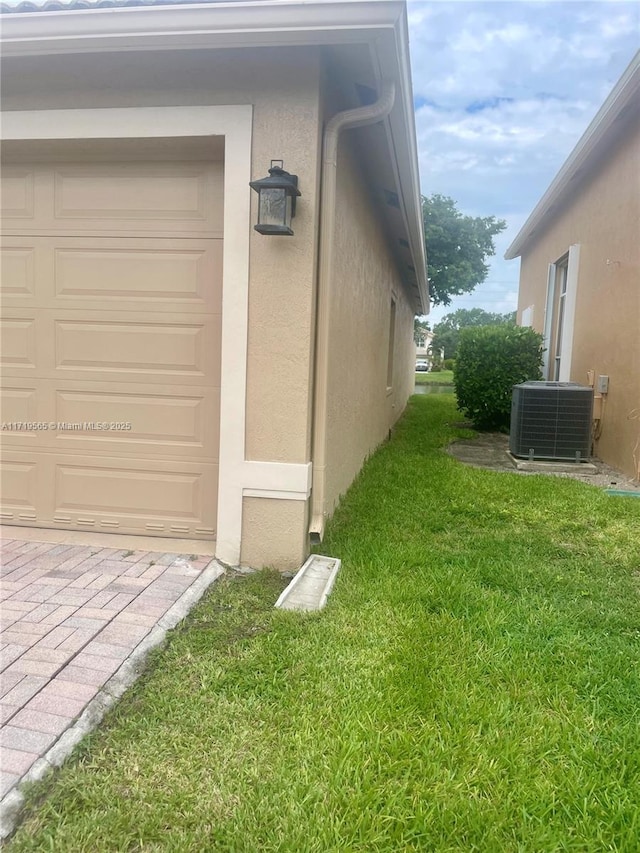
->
xmin=387 ymin=297 xmax=396 ymax=389
xmin=520 ymin=305 xmax=534 ymax=327
xmin=553 ymin=257 xmax=568 ymax=380
xmin=542 ymin=245 xmax=580 ymax=381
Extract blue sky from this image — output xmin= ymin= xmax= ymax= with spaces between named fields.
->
xmin=408 ymin=0 xmax=639 ymax=324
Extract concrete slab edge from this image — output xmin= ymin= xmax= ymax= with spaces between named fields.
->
xmin=506 ymin=451 xmax=597 ymax=474
xmin=275 ymin=554 xmax=342 ymax=612
xmin=0 ymin=559 xmax=226 ymax=841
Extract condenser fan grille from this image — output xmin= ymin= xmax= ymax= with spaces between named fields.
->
xmin=510 ymin=381 xmax=593 ymax=461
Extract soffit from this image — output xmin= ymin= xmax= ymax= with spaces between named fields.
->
xmin=324 ymin=43 xmax=425 ymax=312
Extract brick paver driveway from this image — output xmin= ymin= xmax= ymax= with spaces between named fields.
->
xmin=0 ymin=536 xmax=222 ymax=813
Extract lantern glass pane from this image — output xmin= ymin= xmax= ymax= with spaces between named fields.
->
xmin=259 ymin=188 xmax=287 ymax=227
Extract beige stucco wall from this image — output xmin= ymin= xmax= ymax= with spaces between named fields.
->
xmin=1 ymin=46 xmax=322 ymax=469
xmin=323 ymin=132 xmax=416 ymax=513
xmin=240 ymin=497 xmax=308 ymax=571
xmin=517 ymin=115 xmax=640 ymax=479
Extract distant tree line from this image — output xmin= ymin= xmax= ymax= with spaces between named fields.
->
xmin=432 ymin=308 xmax=516 ymax=360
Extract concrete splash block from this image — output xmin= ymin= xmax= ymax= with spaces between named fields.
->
xmin=275 ymin=555 xmax=341 ymax=612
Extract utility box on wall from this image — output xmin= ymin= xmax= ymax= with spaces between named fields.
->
xmin=510 ymin=381 xmax=593 ymax=462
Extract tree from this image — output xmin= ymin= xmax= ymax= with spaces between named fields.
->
xmin=422 ymin=194 xmax=506 ymax=307
xmin=413 ymin=318 xmax=431 ymax=346
xmin=432 ymin=308 xmax=515 ymax=360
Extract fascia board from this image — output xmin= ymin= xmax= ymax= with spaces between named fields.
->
xmin=505 ymin=50 xmax=640 ymax=260
xmin=394 ymin=11 xmax=428 ymax=314
xmin=0 ymin=0 xmax=403 ymax=56
xmin=382 ymin=106 xmax=429 ymax=315
xmin=374 ymin=16 xmax=428 ymax=314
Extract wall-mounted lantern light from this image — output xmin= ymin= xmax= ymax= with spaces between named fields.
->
xmin=249 ymin=160 xmax=301 ymax=236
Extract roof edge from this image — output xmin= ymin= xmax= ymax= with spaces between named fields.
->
xmin=0 ymin=0 xmax=403 ymax=55
xmin=504 ymin=49 xmax=640 ymax=261
xmin=394 ymin=7 xmax=429 ymax=314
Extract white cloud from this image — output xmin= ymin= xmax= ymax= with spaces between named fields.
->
xmin=409 ymin=0 xmax=639 ymax=320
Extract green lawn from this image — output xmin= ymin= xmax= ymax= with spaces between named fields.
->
xmin=415 ymin=369 xmax=454 ymax=384
xmin=11 ymin=396 xmax=640 ymax=852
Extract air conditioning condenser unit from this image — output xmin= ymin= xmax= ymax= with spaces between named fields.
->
xmin=510 ymin=381 xmax=593 ymax=462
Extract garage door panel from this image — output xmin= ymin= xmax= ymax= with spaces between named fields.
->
xmin=0 ymin=384 xmax=39 ymax=434
xmin=54 ymin=239 xmax=222 ymax=311
xmin=0 ymin=378 xmax=219 ymax=460
xmin=1 ymin=163 xmax=223 ymax=236
xmin=52 ymin=386 xmax=219 ymax=460
xmin=52 ymin=162 xmax=223 ymax=235
xmin=52 ymin=312 xmax=220 ymax=385
xmin=1 ymin=451 xmax=217 ymax=538
xmin=1 ymin=237 xmax=222 ymax=313
xmin=2 ymin=310 xmax=221 ymax=385
xmin=0 ymin=315 xmax=38 ymax=371
xmin=0 ymin=379 xmax=53 ymax=450
xmin=0 ymin=166 xmax=36 ymax=220
xmin=0 ymin=243 xmax=37 ymax=299
xmin=0 ymin=457 xmax=46 ymax=525
xmin=52 ymin=456 xmax=217 ymax=537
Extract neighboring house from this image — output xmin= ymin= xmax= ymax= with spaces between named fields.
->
xmin=0 ymin=0 xmax=428 ymax=569
xmin=505 ymin=51 xmax=639 ymax=481
xmin=415 ymin=330 xmax=434 ymax=366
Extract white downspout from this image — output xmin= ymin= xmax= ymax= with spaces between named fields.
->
xmin=309 ymin=81 xmax=396 ymax=541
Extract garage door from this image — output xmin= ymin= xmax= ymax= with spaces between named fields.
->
xmin=1 ymin=156 xmax=223 ymax=540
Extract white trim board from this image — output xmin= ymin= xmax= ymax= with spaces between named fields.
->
xmin=558 ymin=244 xmax=580 ymax=382
xmin=542 ymin=263 xmax=556 ymax=380
xmin=0 ymin=105 xmax=259 ymax=566
xmin=243 ymin=460 xmax=312 ymax=501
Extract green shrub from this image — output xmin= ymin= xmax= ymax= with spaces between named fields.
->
xmin=443 ymin=358 xmax=456 ymax=371
xmin=454 ymin=325 xmax=543 ymax=430
xmin=430 ymin=364 xmax=442 ymax=372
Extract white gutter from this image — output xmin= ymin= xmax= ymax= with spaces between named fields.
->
xmin=0 ymin=0 xmax=403 ymax=56
xmin=309 ymin=81 xmax=396 ymax=542
xmin=505 ymin=49 xmax=640 ymax=260
xmin=388 ymin=9 xmax=429 ymax=314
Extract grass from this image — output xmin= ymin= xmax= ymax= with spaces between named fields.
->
xmin=415 ymin=369 xmax=454 ymax=385
xmin=10 ymin=396 xmax=640 ymax=852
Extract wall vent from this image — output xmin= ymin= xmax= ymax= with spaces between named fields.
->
xmin=509 ymin=381 xmax=593 ymax=461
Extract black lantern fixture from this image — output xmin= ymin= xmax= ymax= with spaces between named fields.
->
xmin=249 ymin=160 xmax=301 ymax=236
